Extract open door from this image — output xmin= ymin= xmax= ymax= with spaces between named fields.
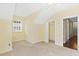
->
xmin=63 ymin=17 xmax=78 ymax=50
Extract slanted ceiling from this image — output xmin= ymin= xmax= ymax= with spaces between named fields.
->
xmin=14 ymin=3 xmax=78 ymax=24
xmin=0 ymin=3 xmax=78 ymax=22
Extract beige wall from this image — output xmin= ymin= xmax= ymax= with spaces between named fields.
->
xmin=24 ymin=11 xmax=48 ymax=43
xmin=0 ymin=19 xmax=12 ymax=54
xmin=49 ymin=21 xmax=55 ymax=41
xmin=0 ymin=4 xmax=14 ymax=54
xmin=12 ymin=11 xmax=48 ymax=43
xmin=25 ymin=24 xmax=46 ymax=43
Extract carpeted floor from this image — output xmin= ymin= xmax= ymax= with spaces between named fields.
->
xmin=1 ymin=40 xmax=79 ymax=56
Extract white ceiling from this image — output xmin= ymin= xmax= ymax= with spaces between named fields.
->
xmin=0 ymin=3 xmax=15 ymax=20
xmin=0 ymin=3 xmax=78 ymax=21
xmin=14 ymin=3 xmax=49 ymax=16
xmin=35 ymin=3 xmax=77 ymax=24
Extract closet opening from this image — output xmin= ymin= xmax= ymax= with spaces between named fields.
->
xmin=49 ymin=21 xmax=55 ymax=44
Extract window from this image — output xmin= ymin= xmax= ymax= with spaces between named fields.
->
xmin=13 ymin=20 xmax=22 ymax=32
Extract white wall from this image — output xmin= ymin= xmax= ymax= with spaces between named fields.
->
xmin=55 ymin=17 xmax=63 ymax=46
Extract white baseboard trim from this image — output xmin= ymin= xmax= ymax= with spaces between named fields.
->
xmin=0 ymin=47 xmax=12 ymax=54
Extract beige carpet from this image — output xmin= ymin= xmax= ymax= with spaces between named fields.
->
xmin=1 ymin=40 xmax=79 ymax=56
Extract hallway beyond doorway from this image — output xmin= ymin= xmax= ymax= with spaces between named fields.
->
xmin=64 ymin=35 xmax=77 ymax=50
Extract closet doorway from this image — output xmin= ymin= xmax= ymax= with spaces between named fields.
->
xmin=63 ymin=17 xmax=78 ymax=50
xmin=49 ymin=21 xmax=55 ymax=43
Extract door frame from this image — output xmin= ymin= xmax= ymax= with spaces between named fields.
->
xmin=55 ymin=15 xmax=79 ymax=50
xmin=63 ymin=15 xmax=79 ymax=50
